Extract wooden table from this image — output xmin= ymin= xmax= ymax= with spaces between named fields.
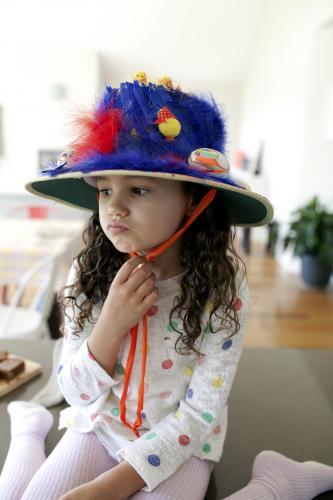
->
xmin=0 ymin=340 xmax=332 ymax=498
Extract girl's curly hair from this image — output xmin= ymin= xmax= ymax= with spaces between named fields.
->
xmin=59 ymin=182 xmax=246 ymax=356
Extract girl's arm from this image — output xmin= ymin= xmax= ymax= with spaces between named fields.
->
xmin=60 ymin=461 xmax=145 ymax=500
xmin=59 ymin=256 xmax=158 ymax=406
xmin=86 ymin=256 xmax=157 ymax=374
xmin=58 ymin=263 xmax=123 ymax=407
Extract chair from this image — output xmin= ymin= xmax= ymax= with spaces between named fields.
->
xmin=0 ymin=254 xmax=60 ymax=339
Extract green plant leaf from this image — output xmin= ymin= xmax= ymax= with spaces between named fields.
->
xmin=284 ymin=196 xmax=333 ymax=266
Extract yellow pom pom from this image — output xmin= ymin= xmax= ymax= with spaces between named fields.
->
xmin=158 ymin=118 xmax=181 ymax=140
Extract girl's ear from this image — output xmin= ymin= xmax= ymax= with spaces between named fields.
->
xmin=186 ymin=194 xmax=196 ymax=216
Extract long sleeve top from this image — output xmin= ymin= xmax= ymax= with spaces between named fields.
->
xmin=58 ymin=263 xmax=249 ymax=492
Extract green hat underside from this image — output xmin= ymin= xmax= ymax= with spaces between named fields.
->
xmin=26 ymin=170 xmax=273 ymax=227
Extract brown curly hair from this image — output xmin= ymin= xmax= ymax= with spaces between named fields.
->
xmin=59 ymin=181 xmax=246 ymax=355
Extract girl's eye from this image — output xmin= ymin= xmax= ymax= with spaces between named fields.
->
xmin=99 ymin=189 xmax=112 ymax=198
xmin=131 ymin=187 xmax=150 ymax=196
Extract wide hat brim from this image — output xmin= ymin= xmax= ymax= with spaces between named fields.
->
xmin=25 ymin=169 xmax=273 ymax=227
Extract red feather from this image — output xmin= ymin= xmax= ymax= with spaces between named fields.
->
xmin=69 ymin=107 xmax=123 ymax=163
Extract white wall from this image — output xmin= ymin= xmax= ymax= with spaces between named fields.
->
xmin=300 ymin=22 xmax=333 ymax=207
xmin=1 ymin=0 xmax=332 ymax=224
xmin=238 ymin=0 xmax=333 ymax=224
xmin=0 ymin=48 xmax=100 ymax=194
xmin=0 ymin=0 xmax=265 ymax=196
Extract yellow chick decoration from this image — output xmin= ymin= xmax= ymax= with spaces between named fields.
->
xmin=155 ymin=106 xmax=181 ymax=141
xmin=158 ymin=76 xmax=173 ymax=89
xmin=158 ymin=76 xmax=181 ymax=92
xmin=134 ymin=72 xmax=147 ymax=85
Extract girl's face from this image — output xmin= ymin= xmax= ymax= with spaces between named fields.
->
xmin=97 ymin=175 xmax=193 ymax=255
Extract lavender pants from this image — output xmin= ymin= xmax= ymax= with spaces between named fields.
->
xmin=1 ymin=429 xmax=213 ymax=499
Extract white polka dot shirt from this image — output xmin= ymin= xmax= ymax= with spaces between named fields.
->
xmin=58 ymin=263 xmax=249 ymax=492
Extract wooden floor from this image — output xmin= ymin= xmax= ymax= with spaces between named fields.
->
xmin=243 ymin=247 xmax=333 ymax=349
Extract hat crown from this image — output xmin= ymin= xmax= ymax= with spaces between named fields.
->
xmin=67 ymin=81 xmax=226 ymax=166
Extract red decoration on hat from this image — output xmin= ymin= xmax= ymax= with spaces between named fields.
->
xmin=155 ymin=106 xmax=176 ymax=124
xmin=69 ymin=108 xmax=123 ymax=163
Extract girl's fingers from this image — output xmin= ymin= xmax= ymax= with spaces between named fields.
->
xmin=114 ymin=256 xmax=146 ymax=285
xmin=134 ymin=273 xmax=157 ymax=301
xmin=141 ymin=287 xmax=159 ymax=311
xmin=126 ymin=262 xmax=155 ymax=292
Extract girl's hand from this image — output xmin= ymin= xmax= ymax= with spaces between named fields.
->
xmin=103 ymin=256 xmax=159 ymax=338
xmin=88 ymin=256 xmax=159 ymax=374
xmin=58 ymin=480 xmax=119 ymax=500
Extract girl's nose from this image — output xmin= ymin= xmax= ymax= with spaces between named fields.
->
xmin=107 ymin=204 xmax=129 ymax=219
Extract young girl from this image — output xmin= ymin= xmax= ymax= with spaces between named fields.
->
xmin=1 ymin=75 xmax=273 ymax=499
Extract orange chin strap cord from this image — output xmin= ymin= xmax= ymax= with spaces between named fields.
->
xmin=119 ymin=188 xmax=217 ymax=437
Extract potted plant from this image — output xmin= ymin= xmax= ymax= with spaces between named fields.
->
xmin=284 ymin=196 xmax=333 ymax=288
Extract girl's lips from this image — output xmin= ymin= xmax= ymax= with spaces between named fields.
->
xmin=107 ymin=224 xmax=128 ymax=234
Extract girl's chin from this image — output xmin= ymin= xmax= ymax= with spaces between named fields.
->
xmin=111 ymin=241 xmax=153 ymax=256
xmin=109 ymin=235 xmax=165 ymax=256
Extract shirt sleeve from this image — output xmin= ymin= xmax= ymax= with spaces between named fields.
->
xmin=117 ymin=279 xmax=250 ymax=492
xmin=57 ymin=261 xmax=121 ymax=407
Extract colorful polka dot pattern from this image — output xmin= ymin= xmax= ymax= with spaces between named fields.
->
xmin=61 ymin=289 xmax=240 ymax=473
xmin=204 ymin=324 xmax=213 ymax=334
xmin=147 ymin=454 xmax=160 ymax=466
xmin=64 ymin=416 xmax=73 ymax=428
xmin=160 ymin=390 xmax=172 ymax=399
xmin=232 ymin=297 xmax=243 ymax=311
xmin=222 ymin=339 xmax=233 ymax=350
xmin=183 ymin=366 xmax=193 ymax=377
xmin=166 ymin=320 xmax=178 ymax=332
xmin=178 ymin=434 xmax=190 ymax=446
xmin=197 ymin=355 xmax=205 ymax=366
xmin=115 ymin=362 xmax=124 ymax=375
xmin=202 ymin=443 xmax=212 ymax=454
xmin=97 ymin=379 xmax=108 ymax=389
xmin=145 ymin=432 xmax=157 ymax=440
xmin=147 ymin=305 xmax=158 ymax=316
xmin=156 ymin=106 xmax=175 ymax=123
xmin=161 ymin=359 xmax=173 ymax=369
xmin=212 ymin=376 xmax=223 ymax=388
xmin=202 ymin=412 xmax=213 ymax=423
xmin=204 ymin=300 xmax=213 ymax=315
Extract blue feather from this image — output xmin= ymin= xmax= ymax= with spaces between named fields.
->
xmin=44 ymin=81 xmax=229 ymax=183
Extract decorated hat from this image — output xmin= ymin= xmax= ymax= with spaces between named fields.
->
xmin=25 ymin=73 xmax=273 ymax=227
